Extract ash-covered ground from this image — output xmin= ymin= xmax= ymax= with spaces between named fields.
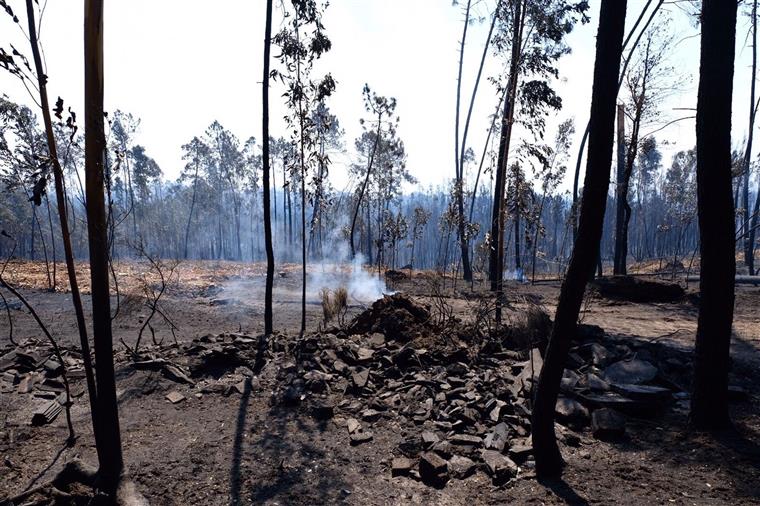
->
xmin=2 ymin=261 xmax=760 ymax=505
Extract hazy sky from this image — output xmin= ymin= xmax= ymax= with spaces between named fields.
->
xmin=1 ymin=1 xmax=757 ymax=194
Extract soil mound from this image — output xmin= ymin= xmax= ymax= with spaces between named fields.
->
xmin=591 ymin=275 xmax=685 ymax=303
xmin=347 ymin=293 xmax=432 ymax=341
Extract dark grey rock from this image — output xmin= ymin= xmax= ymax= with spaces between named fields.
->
xmin=591 ymin=408 xmax=626 ymax=439
xmin=419 ymin=452 xmax=448 ymax=487
xmin=604 ymin=359 xmax=657 ymax=385
xmin=480 ymin=450 xmax=518 ymax=484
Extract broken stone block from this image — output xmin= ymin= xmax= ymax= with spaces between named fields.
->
xmin=448 ymin=455 xmax=476 ymax=479
xmin=480 ymin=450 xmax=518 ymax=484
xmin=31 ymin=400 xmax=62 ymax=426
xmin=488 ymin=399 xmax=507 ymax=422
xmin=332 ymin=359 xmax=348 ymax=374
xmin=17 ymin=375 xmax=34 ymax=394
xmin=576 ymin=392 xmax=643 ymax=415
xmin=591 ymin=408 xmax=626 ymax=439
xmin=391 ymin=457 xmax=414 ymax=477
xmin=356 ymin=347 xmax=374 ymax=362
xmin=165 ymin=391 xmax=186 ymax=404
xmin=555 ymin=397 xmax=589 ymax=427
xmin=430 ymin=441 xmax=454 ymax=459
xmin=350 ymin=431 xmax=373 ymax=445
xmin=419 ymin=452 xmax=448 ymax=487
xmin=590 ymin=343 xmax=613 ymax=367
xmin=604 ymin=359 xmax=657 ymax=385
xmin=351 ymin=369 xmax=370 ymax=389
xmin=346 ymin=417 xmax=361 ymax=434
xmin=484 ymin=422 xmax=510 ymax=452
xmin=368 ymin=333 xmax=385 ymax=348
xmin=361 ymin=409 xmax=382 ymax=422
xmin=38 ymin=378 xmax=65 ymax=393
xmin=508 ymin=438 xmax=533 ymax=463
xmin=561 ymin=369 xmax=580 ymax=391
xmin=421 ymin=431 xmax=440 ymax=448
xmin=609 ymin=383 xmax=670 ymax=403
xmin=585 ymin=373 xmax=610 ymax=391
xmin=43 ymin=359 xmax=63 ymax=377
xmin=448 ymin=434 xmax=482 ymax=448
xmin=2 ymin=370 xmax=18 ymax=385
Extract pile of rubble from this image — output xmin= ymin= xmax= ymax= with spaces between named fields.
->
xmin=0 ymin=341 xmax=86 ymax=425
xmin=268 ymin=294 xmax=717 ymax=488
xmin=347 ymin=293 xmax=434 ymax=342
xmin=4 ymin=293 xmax=747 ymax=490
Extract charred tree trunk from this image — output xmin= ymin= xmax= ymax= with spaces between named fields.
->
xmin=691 ymin=0 xmax=738 ymax=430
xmin=184 ymin=156 xmax=200 ymax=259
xmin=744 ymin=0 xmax=758 ymax=275
xmin=613 ymin=103 xmax=626 ymax=274
xmin=262 ymin=0 xmax=275 ymax=336
xmin=571 ymin=0 xmax=664 ymax=241
xmin=24 ymin=0 xmax=99 ymax=443
xmin=349 ymin=113 xmax=382 ymax=259
xmin=532 ymin=0 xmax=627 ymax=478
xmin=489 ymin=0 xmax=524 ymax=295
xmin=85 ymin=0 xmax=124 ymax=489
xmin=513 ymin=170 xmax=522 ymax=272
xmin=454 ymin=0 xmax=474 ymax=283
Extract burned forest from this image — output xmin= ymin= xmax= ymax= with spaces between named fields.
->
xmin=2 ymin=0 xmax=760 ymax=504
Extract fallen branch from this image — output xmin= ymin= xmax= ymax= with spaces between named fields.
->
xmin=0 ymin=288 xmax=16 ymax=346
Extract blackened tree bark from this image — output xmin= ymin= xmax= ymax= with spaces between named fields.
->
xmin=571 ymin=0 xmax=664 ymax=241
xmin=613 ymin=102 xmax=626 ymax=274
xmin=349 ymin=111 xmax=382 ymax=260
xmin=24 ymin=0 xmax=100 ymax=441
xmin=490 ymin=0 xmax=524 ymax=304
xmin=84 ymin=0 xmax=124 ymax=490
xmin=743 ymin=0 xmax=757 ymax=275
xmin=262 ymin=0 xmax=275 ymax=336
xmin=532 ymin=0 xmax=627 ymax=477
xmin=691 ymin=0 xmax=738 ymax=430
xmin=453 ymin=0 xmax=474 ymax=283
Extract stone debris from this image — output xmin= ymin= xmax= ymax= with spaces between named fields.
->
xmin=480 ymin=450 xmax=518 ymax=484
xmin=591 ymin=408 xmax=626 ymax=439
xmin=448 ymin=455 xmax=476 ymax=479
xmin=484 ymin=422 xmax=510 ymax=452
xmin=350 ymin=431 xmax=374 ymax=445
xmin=31 ymin=400 xmax=62 ymax=426
xmin=165 ymin=391 xmax=186 ymax=404
xmin=555 ymin=397 xmax=590 ymax=427
xmin=391 ymin=457 xmax=414 ymax=477
xmin=1 ymin=292 xmax=710 ymax=489
xmin=604 ymin=358 xmax=658 ymax=385
xmin=419 ymin=452 xmax=448 ymax=487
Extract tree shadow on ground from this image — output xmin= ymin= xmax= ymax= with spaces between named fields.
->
xmin=593 ymin=332 xmax=760 ymax=501
xmin=229 ymin=356 xmax=347 ymax=505
xmin=538 ymin=476 xmax=590 ymax=505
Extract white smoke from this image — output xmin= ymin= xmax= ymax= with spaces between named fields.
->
xmin=308 ymin=241 xmax=392 ymax=303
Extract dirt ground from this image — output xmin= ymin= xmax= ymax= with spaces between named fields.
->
xmin=1 ymin=260 xmax=760 ymax=505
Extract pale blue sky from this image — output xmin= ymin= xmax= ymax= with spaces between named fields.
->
xmin=1 ymin=1 xmax=756 ymax=194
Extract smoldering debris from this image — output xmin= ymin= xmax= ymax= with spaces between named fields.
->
xmin=205 ymin=254 xmax=395 ymax=307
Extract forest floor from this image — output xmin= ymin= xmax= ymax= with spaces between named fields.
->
xmin=1 ymin=260 xmax=760 ymax=505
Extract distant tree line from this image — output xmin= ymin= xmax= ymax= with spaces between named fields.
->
xmin=0 ymin=97 xmax=751 ymax=284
